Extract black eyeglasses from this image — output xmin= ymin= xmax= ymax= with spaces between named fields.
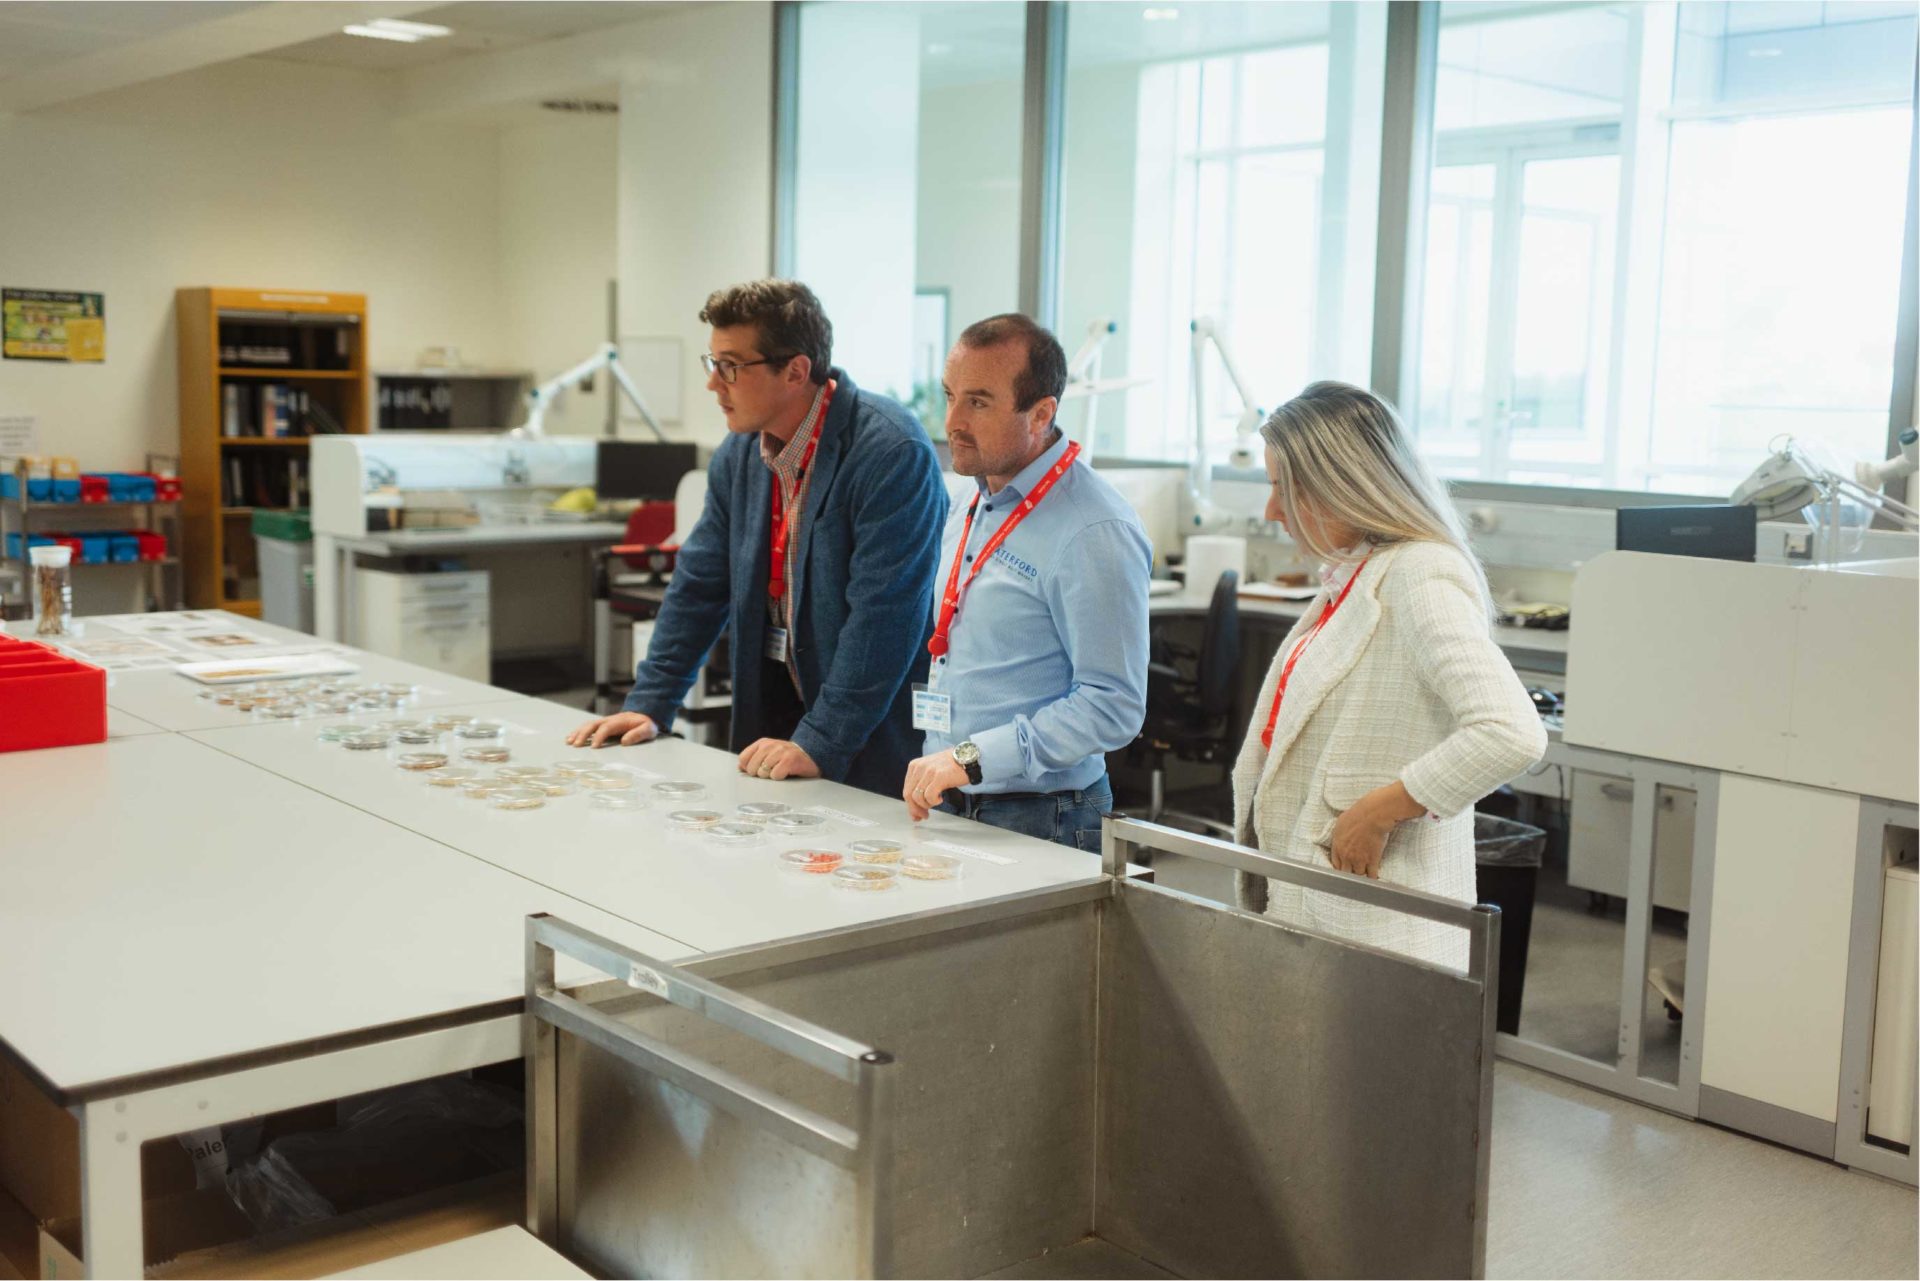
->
xmin=700 ymin=353 xmax=777 ymax=385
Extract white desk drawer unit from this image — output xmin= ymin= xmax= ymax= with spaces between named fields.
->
xmin=1568 ymin=770 xmax=1696 ymax=912
xmin=354 ymin=568 xmax=491 ymax=683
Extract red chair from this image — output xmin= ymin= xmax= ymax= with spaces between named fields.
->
xmin=591 ymin=502 xmax=678 ymax=709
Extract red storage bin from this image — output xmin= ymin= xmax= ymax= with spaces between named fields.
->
xmin=79 ymin=475 xmax=109 ymax=504
xmin=0 ymin=635 xmax=107 ymax=752
xmin=136 ymin=530 xmax=168 ymax=561
xmin=147 ymin=473 xmax=182 ymax=502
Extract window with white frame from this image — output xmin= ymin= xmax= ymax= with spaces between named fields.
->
xmin=1057 ymin=3 xmax=1388 ymax=463
xmin=1415 ymin=0 xmax=1917 ymax=494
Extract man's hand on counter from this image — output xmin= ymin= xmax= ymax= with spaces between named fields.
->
xmin=902 ymin=750 xmax=968 ymax=822
xmin=566 ymin=711 xmax=659 ymax=749
xmin=737 ymin=739 xmax=821 ymax=781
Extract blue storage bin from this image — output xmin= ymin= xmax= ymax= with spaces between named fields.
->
xmin=26 ymin=477 xmax=51 ymax=501
xmin=78 ymin=533 xmax=111 ymax=565
xmin=0 ymin=474 xmax=18 ymax=501
xmin=110 ymin=534 xmax=140 ymax=563
xmin=105 ymin=473 xmax=155 ymax=502
xmin=5 ymin=533 xmax=54 ymax=559
xmin=52 ymin=478 xmax=81 ymax=502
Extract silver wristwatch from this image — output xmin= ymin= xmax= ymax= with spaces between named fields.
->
xmin=951 ymin=740 xmax=983 ymax=785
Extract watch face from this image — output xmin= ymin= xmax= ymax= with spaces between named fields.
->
xmin=953 ymin=742 xmax=978 ymax=765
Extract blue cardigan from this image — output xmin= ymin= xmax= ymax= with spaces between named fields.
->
xmin=623 ymin=369 xmax=946 ymax=796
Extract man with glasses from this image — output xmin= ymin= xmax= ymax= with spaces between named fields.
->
xmin=568 ymin=279 xmax=946 ymax=797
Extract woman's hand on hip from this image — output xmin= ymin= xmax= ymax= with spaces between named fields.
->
xmin=1330 ymin=781 xmax=1426 ymax=878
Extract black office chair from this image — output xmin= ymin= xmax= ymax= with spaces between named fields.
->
xmin=1131 ymin=569 xmax=1240 ymax=838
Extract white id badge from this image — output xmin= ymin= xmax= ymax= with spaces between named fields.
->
xmin=763 ymin=627 xmax=790 ymax=662
xmin=911 ymin=685 xmax=953 ymax=734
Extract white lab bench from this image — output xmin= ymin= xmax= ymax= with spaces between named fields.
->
xmin=0 ymin=612 xmax=1117 ymax=1277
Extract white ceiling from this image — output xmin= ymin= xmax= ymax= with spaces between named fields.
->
xmin=263 ymin=1 xmax=697 ymax=72
xmin=0 ymin=0 xmax=696 ymax=114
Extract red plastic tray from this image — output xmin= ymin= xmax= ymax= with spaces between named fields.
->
xmin=0 ymin=634 xmax=107 ymax=752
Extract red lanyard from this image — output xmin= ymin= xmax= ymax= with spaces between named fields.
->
xmin=1259 ymin=555 xmax=1369 ymax=749
xmin=769 ymin=383 xmax=833 ymax=599
xmin=928 ymin=441 xmax=1081 ymax=658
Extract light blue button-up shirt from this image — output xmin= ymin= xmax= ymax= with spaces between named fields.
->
xmin=925 ymin=432 xmax=1152 ymax=795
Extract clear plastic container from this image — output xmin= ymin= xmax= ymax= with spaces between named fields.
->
xmin=461 ymin=746 xmax=511 ymax=764
xmin=341 ymin=732 xmax=392 ymax=752
xmin=533 ymin=778 xmax=577 ymax=798
xmin=376 ymin=682 xmax=418 ymax=700
xmin=832 ymin=866 xmax=898 ymax=892
xmin=460 ymin=777 xmax=508 ymax=799
xmin=397 ymin=752 xmax=449 ymax=772
xmin=778 ymin=849 xmax=843 ymax=875
xmin=495 ymin=765 xmax=550 ymax=780
xmin=394 ymin=727 xmax=440 ymax=746
xmin=317 ymin=722 xmax=371 ymax=742
xmin=375 ymin=718 xmax=422 ymax=733
xmin=847 ymin=839 xmax=904 ymax=865
xmin=589 ymin=789 xmax=646 ymax=811
xmin=901 ymin=853 xmax=964 ymax=881
xmin=580 ymin=767 xmax=637 ymax=790
xmin=767 ymin=812 xmax=829 ymax=835
xmin=424 ymin=767 xmax=481 ymax=789
xmin=668 ymin=809 xmax=722 ymax=831
xmin=705 ymin=822 xmax=764 ymax=848
xmin=428 ymin=714 xmax=474 ymax=732
xmin=256 ymin=702 xmax=306 ymax=721
xmin=490 ymin=786 xmax=546 ymax=811
xmin=456 ymin=721 xmax=505 ymax=740
xmin=29 ymin=545 xmax=74 ymax=638
xmin=652 ymin=780 xmax=708 ymax=802
xmin=735 ymin=802 xmax=792 ymax=824
xmin=550 ymin=760 xmax=600 ymax=780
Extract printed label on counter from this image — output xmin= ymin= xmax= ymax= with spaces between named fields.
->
xmin=926 ymin=839 xmax=1016 ymax=866
xmin=809 ymin=805 xmax=877 ymax=828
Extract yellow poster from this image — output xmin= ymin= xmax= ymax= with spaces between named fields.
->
xmin=3 ymin=289 xmax=106 ymax=362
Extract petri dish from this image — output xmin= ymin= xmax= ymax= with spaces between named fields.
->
xmin=735 ymin=801 xmax=792 ymax=824
xmin=376 ymin=682 xmax=418 ymax=699
xmin=669 ymin=809 xmax=722 ymax=831
xmin=767 ymin=812 xmax=829 ymax=835
xmin=462 ymin=746 xmax=511 ymax=764
xmin=375 ymin=718 xmax=421 ymax=732
xmin=395 ymin=727 xmax=440 ymax=746
xmin=589 ymin=789 xmax=646 ymax=811
xmin=257 ymin=703 xmax=305 ymax=720
xmin=847 ymin=839 xmax=904 ymax=865
xmin=652 ymin=780 xmax=707 ymax=802
xmin=429 ymin=714 xmax=474 ymax=732
xmin=901 ymin=853 xmax=964 ymax=881
xmin=460 ymin=777 xmax=508 ymax=799
xmin=550 ymin=760 xmax=599 ymax=779
xmin=778 ymin=849 xmax=843 ymax=875
xmin=457 ymin=721 xmax=505 ymax=740
xmin=832 ymin=866 xmax=898 ymax=892
xmin=580 ymin=767 xmax=637 ymax=790
xmin=397 ymin=752 xmax=449 ymax=772
xmin=489 ymin=786 xmax=546 ymax=811
xmin=532 ymin=778 xmax=577 ymax=798
xmin=425 ymin=767 xmax=480 ymax=788
xmin=316 ymin=722 xmax=370 ymax=742
xmin=341 ymin=732 xmax=392 ymax=752
xmin=705 ymin=822 xmax=763 ymax=847
xmin=495 ymin=764 xmax=550 ymax=780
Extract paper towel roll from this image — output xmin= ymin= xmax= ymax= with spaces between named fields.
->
xmin=1184 ymin=535 xmax=1246 ymax=593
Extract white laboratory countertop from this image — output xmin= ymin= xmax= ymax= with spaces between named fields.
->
xmin=1149 ymin=588 xmax=1571 ymax=657
xmin=329 ymin=522 xmax=627 ymax=556
xmin=188 ymin=694 xmax=1112 ymax=957
xmin=0 ymin=733 xmax=689 ymax=1099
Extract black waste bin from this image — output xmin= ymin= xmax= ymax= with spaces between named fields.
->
xmin=1474 ymin=814 xmax=1547 ymax=1036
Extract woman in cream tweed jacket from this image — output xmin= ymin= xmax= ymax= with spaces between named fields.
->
xmin=1233 ymin=382 xmax=1546 ymax=969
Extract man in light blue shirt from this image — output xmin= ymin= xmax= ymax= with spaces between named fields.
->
xmin=901 ymin=314 xmax=1152 ymax=852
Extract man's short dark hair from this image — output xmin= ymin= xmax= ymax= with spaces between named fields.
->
xmin=699 ymin=279 xmax=832 ymax=385
xmin=956 ymin=313 xmax=1067 ymax=412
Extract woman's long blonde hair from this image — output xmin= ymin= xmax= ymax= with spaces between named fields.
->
xmin=1259 ymin=380 xmax=1492 ymax=615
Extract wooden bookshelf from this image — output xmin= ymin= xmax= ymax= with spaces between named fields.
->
xmin=176 ymin=287 xmax=369 ymax=612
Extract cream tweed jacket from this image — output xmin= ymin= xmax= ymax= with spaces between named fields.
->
xmin=1231 ymin=539 xmax=1547 ymax=969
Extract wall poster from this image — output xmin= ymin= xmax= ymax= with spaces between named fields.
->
xmin=3 ymin=288 xmax=105 ymax=361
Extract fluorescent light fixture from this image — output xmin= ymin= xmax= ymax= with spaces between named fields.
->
xmin=1143 ymin=7 xmax=1180 ymax=20
xmin=343 ymin=17 xmax=452 ymax=42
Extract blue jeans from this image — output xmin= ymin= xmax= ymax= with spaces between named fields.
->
xmin=939 ymin=775 xmax=1113 ymax=854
